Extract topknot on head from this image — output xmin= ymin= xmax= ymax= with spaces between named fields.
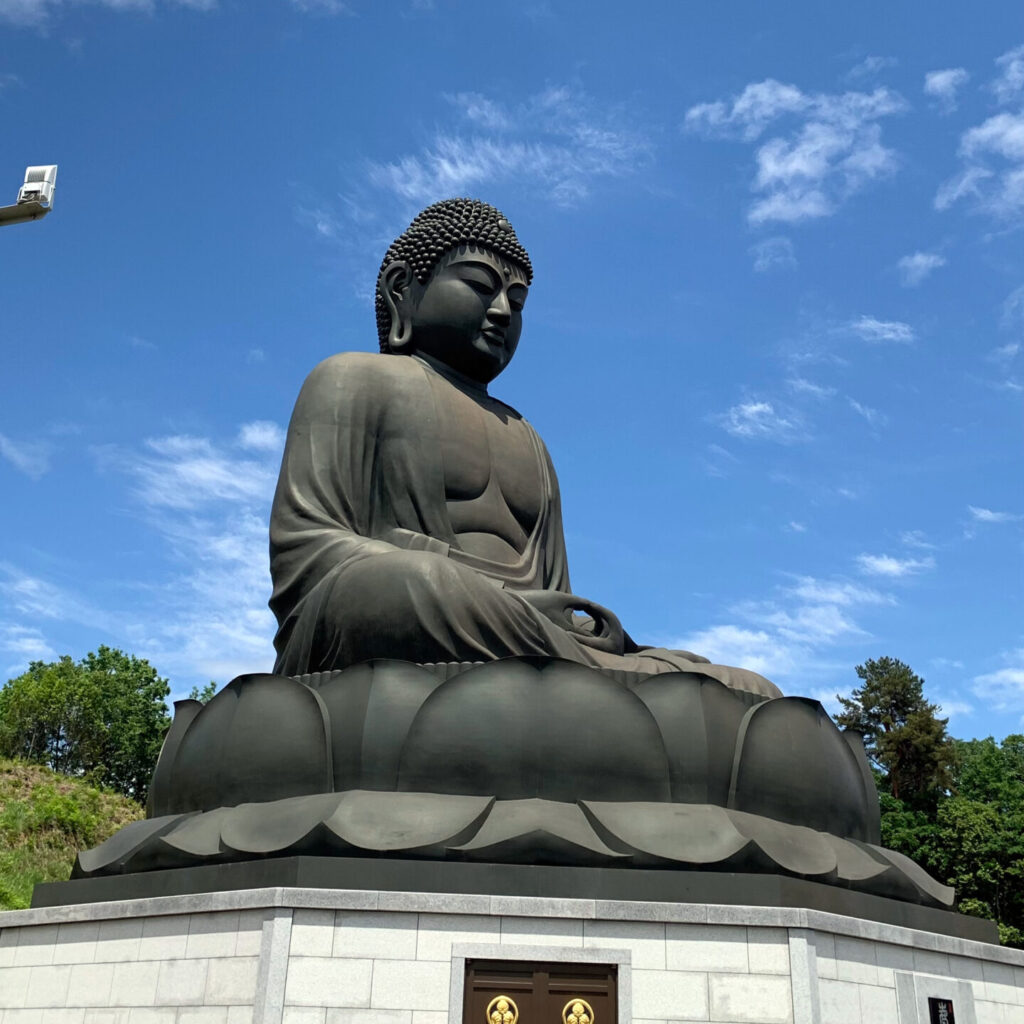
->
xmin=375 ymin=198 xmax=532 ymax=351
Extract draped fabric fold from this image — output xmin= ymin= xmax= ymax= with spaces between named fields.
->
xmin=269 ymin=351 xmax=779 ymax=698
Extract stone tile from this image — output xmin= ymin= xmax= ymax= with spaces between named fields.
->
xmin=976 ymin=1002 xmax=1007 ymax=1024
xmin=583 ymin=919 xmax=666 ymax=970
xmin=186 ymin=913 xmax=240 ymax=959
xmin=290 ymin=910 xmax=336 ymax=957
xmin=500 ymin=917 xmax=583 ymax=948
xmin=666 ymin=923 xmax=748 ymax=974
xmin=834 ymin=935 xmax=878 ymax=985
xmin=334 ymin=912 xmax=418 ymax=960
xmin=94 ymin=920 xmax=144 ymax=963
xmin=874 ymin=942 xmax=915 ymax=974
xmin=282 ymin=1011 xmax=327 ymax=1024
xmin=594 ymin=901 xmax=708 ymax=924
xmin=154 ymin=959 xmax=209 ymax=1006
xmin=13 ymin=1012 xmax=84 ymax=1024
xmin=67 ymin=963 xmax=116 ymax=1007
xmin=709 ymin=973 xmax=792 ymax=1023
xmin=284 ymin=958 xmax=373 ymax=1008
xmin=204 ymin=957 xmax=259 ymax=1005
xmin=817 ymin=978 xmax=863 ymax=1024
xmin=379 ymin=892 xmax=490 ymax=915
xmin=986 ymin=961 xmax=1020 ymax=1005
xmin=747 ymin=927 xmax=789 ymax=976
xmin=370 ymin=961 xmax=450 ymax=1011
xmin=631 ymin=969 xmax=708 ymax=1020
xmin=326 ymin=1012 xmax=412 ymax=1024
xmin=411 ymin=1013 xmax=448 ymax=1024
xmin=0 ymin=1011 xmax=43 ymax=1024
xmin=490 ymin=897 xmax=594 ymax=920
xmin=110 ymin=961 xmax=160 ymax=1008
xmin=416 ymin=914 xmax=500 ymax=962
xmin=0 ymin=927 xmax=19 ymax=968
xmin=813 ymin=932 xmax=836 ymax=980
xmin=126 ymin=1012 xmax=178 ymax=1023
xmin=914 ymin=948 xmax=951 ymax=977
xmin=0 ymin=966 xmax=30 ymax=1010
xmin=858 ymin=984 xmax=897 ymax=1021
xmin=138 ymin=916 xmax=190 ymax=962
xmin=177 ymin=1010 xmax=229 ymax=1024
xmin=83 ymin=1013 xmax=132 ymax=1024
xmin=53 ymin=922 xmax=100 ymax=965
xmin=225 ymin=1008 xmax=252 ymax=1024
xmin=235 ymin=909 xmax=265 ymax=956
xmin=13 ymin=926 xmax=58 ymax=967
xmin=22 ymin=964 xmax=72 ymax=1008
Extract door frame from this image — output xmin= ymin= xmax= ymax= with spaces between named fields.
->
xmin=449 ymin=943 xmax=633 ymax=1024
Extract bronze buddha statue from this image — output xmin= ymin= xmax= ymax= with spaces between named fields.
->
xmin=66 ymin=200 xmax=961 ymax=925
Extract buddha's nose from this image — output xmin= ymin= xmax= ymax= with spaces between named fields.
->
xmin=487 ymin=290 xmax=511 ymax=325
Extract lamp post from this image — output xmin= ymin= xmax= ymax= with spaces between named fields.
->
xmin=0 ymin=165 xmax=58 ymax=227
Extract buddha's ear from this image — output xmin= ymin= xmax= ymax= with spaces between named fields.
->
xmin=382 ymin=260 xmax=414 ymax=352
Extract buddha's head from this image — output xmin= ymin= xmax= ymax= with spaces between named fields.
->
xmin=375 ymin=199 xmax=533 ymax=385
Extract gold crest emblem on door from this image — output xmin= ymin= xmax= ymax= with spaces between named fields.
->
xmin=487 ymin=996 xmax=519 ymax=1024
xmin=562 ymin=999 xmax=594 ymax=1024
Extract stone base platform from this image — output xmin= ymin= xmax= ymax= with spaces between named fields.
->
xmin=2 ymin=886 xmax=1023 ymax=1024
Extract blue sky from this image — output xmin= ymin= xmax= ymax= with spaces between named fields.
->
xmin=1 ymin=1 xmax=1021 ymax=739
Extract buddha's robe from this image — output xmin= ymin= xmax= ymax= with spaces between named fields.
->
xmin=269 ymin=352 xmax=780 ymax=698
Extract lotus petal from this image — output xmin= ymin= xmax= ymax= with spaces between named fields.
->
xmin=729 ymin=697 xmax=874 ymax=840
xmin=581 ymin=800 xmax=748 ymax=865
xmin=728 ymin=808 xmax=837 ymax=879
xmin=221 ymin=793 xmax=343 ymax=854
xmin=399 ymin=658 xmax=671 ymax=802
xmin=168 ymin=674 xmax=332 ymax=814
xmin=73 ymin=815 xmax=184 ymax=877
xmin=631 ymin=675 xmax=747 ymax=805
xmin=314 ymin=660 xmax=444 ymax=792
xmin=452 ymin=799 xmax=628 ymax=864
xmin=161 ymin=807 xmax=233 ymax=857
xmin=323 ymin=790 xmax=494 ymax=852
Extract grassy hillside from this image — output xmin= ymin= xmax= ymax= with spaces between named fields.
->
xmin=0 ymin=758 xmax=143 ymax=909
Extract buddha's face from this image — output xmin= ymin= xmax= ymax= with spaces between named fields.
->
xmin=407 ymin=246 xmax=529 ymax=385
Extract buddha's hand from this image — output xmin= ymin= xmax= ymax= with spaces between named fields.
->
xmin=515 ymin=590 xmax=626 ymax=655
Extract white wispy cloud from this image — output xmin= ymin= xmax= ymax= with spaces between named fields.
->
xmin=0 ymin=0 xmax=214 ymax=27
xmin=848 ymin=397 xmax=887 ymax=429
xmin=670 ymin=573 xmax=893 ymax=690
xmin=685 ymin=79 xmax=906 ymax=224
xmin=749 ymin=235 xmax=796 ymax=272
xmin=855 ymin=553 xmax=936 ymax=577
xmin=936 ymin=45 xmax=1024 ymax=221
xmin=289 ymin=0 xmax=350 ymax=12
xmin=898 ymin=251 xmax=946 ymax=286
xmin=847 ymin=315 xmax=915 ymax=343
xmin=718 ymin=400 xmax=805 ymax=443
xmin=1 ymin=624 xmax=56 ymax=675
xmin=971 ymin=649 xmax=1024 ymax=712
xmin=786 ymin=377 xmax=837 ymax=399
xmin=900 ymin=530 xmax=934 ymax=550
xmin=968 ymin=504 xmax=1022 ymax=524
xmin=934 ymin=695 xmax=974 ymax=719
xmin=0 ymin=433 xmax=52 ymax=479
xmin=366 ymin=86 xmax=651 ymax=208
xmin=924 ymin=68 xmax=969 ymax=113
xmin=993 ymin=44 xmax=1024 ymax=104
xmin=846 ymin=55 xmax=898 ymax=82
xmin=88 ymin=421 xmax=286 ymax=691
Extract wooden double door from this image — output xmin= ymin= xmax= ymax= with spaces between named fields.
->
xmin=464 ymin=961 xmax=617 ymax=1024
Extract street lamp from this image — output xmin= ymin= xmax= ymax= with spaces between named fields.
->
xmin=0 ymin=165 xmax=58 ymax=227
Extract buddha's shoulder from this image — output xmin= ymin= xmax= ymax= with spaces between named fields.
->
xmin=301 ymin=351 xmax=427 ymax=396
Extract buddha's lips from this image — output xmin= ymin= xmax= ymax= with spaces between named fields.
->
xmin=481 ymin=327 xmax=506 ymax=346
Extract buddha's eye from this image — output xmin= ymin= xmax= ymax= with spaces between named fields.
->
xmin=465 ymin=278 xmax=495 ymax=297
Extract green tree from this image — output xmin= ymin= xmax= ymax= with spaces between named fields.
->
xmin=836 ymin=656 xmax=954 ymax=811
xmin=0 ymin=647 xmax=170 ymax=801
xmin=188 ymin=682 xmax=218 ymax=703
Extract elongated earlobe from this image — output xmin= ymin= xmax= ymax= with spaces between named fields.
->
xmin=382 ymin=261 xmax=414 ymax=352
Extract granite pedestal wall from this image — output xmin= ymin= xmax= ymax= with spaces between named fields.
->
xmin=1 ymin=887 xmax=1022 ymax=1024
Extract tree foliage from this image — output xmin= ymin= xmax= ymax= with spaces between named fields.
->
xmin=0 ymin=647 xmax=170 ymax=801
xmin=836 ymin=656 xmax=953 ymax=810
xmin=838 ymin=657 xmax=1024 ymax=947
